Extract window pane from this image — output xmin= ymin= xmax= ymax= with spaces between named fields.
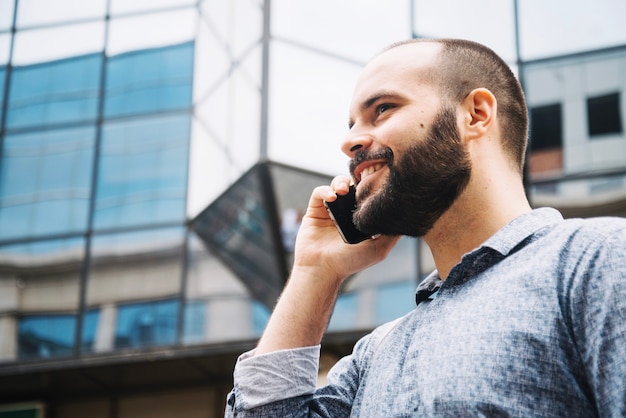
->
xmin=375 ymin=281 xmax=417 ymax=324
xmin=184 ymin=232 xmax=264 ymax=344
xmin=0 ymin=238 xmax=85 ymax=361
xmin=587 ymin=92 xmax=622 ymax=137
xmin=518 ymin=0 xmax=626 ymax=59
xmin=273 ymin=0 xmax=410 ymax=63
xmin=530 ymin=104 xmax=563 ymax=151
xmin=115 ymin=299 xmax=179 ymax=349
xmin=0 ymin=127 xmax=96 ymax=240
xmin=0 ymin=0 xmax=15 ymax=31
xmin=12 ymin=21 xmax=105 ymax=66
xmin=106 ymin=8 xmax=196 ymax=56
xmin=85 ymin=227 xmax=184 ymax=353
xmin=16 ymin=0 xmax=106 ymax=28
xmin=0 ymin=33 xmax=10 ymax=64
xmin=110 ymin=0 xmax=195 ymax=16
xmin=94 ymin=114 xmax=189 ymax=230
xmin=413 ymin=0 xmax=516 ymax=63
xmin=18 ymin=314 xmax=76 ymax=360
xmin=104 ymin=42 xmax=193 ymax=118
xmin=0 ymin=65 xmax=5 ymax=124
xmin=7 ymin=54 xmax=102 ymax=129
xmin=268 ymin=43 xmax=360 ymax=175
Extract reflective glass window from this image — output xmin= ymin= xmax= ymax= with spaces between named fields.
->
xmin=183 ymin=300 xmax=205 ymax=344
xmin=7 ymin=54 xmax=102 ymax=129
xmin=115 ymin=299 xmax=178 ymax=349
xmin=1 ymin=237 xmax=85 ymax=361
xmin=18 ymin=314 xmax=76 ymax=360
xmin=375 ymin=281 xmax=417 ymax=324
xmin=273 ymin=0 xmax=409 ymax=63
xmin=12 ymin=21 xmax=105 ymax=66
xmin=327 ymin=293 xmax=358 ymax=331
xmin=0 ymin=33 xmax=10 ymax=64
xmin=413 ymin=0 xmax=516 ymax=63
xmin=16 ymin=0 xmax=106 ymax=28
xmin=85 ymin=227 xmax=184 ymax=353
xmin=251 ymin=301 xmax=270 ymax=337
xmin=110 ymin=0 xmax=195 ymax=16
xmin=0 ymin=127 xmax=96 ymax=240
xmin=81 ymin=308 xmax=100 ymax=352
xmin=0 ymin=0 xmax=14 ymax=31
xmin=106 ymin=9 xmax=196 ymax=56
xmin=269 ymin=43 xmax=360 ymax=175
xmin=104 ymin=42 xmax=193 ymax=118
xmin=518 ymin=0 xmax=626 ymax=59
xmin=587 ymin=92 xmax=622 ymax=137
xmin=94 ymin=114 xmax=189 ymax=230
xmin=0 ymin=65 xmax=5 ymax=124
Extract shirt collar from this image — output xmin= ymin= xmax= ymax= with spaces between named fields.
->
xmin=415 ymin=208 xmax=564 ymax=305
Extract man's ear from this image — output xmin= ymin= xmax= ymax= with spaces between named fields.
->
xmin=462 ymin=88 xmax=496 ymax=140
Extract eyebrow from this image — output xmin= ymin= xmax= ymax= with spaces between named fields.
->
xmin=348 ymin=90 xmax=403 ymax=129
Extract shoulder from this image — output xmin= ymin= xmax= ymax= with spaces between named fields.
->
xmin=547 ymin=215 xmax=626 ymax=254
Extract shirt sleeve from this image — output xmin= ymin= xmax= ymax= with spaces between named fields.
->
xmin=231 ymin=345 xmax=320 ymax=410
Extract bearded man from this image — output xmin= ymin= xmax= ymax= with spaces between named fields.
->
xmin=225 ymin=39 xmax=626 ymax=417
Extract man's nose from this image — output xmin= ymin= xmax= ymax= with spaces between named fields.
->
xmin=341 ymin=132 xmax=373 ymax=158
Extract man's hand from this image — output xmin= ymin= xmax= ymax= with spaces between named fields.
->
xmin=254 ymin=177 xmax=399 ymax=355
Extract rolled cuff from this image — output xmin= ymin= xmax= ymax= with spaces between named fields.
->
xmin=234 ymin=345 xmax=321 ymax=409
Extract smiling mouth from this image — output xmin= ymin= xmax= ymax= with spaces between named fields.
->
xmin=356 ymin=162 xmax=386 ymax=183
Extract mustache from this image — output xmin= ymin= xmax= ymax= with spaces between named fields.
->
xmin=349 ymin=147 xmax=394 ymax=177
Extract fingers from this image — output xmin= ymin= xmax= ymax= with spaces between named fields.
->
xmin=310 ymin=175 xmax=352 ymax=205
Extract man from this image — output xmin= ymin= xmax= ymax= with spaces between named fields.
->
xmin=225 ymin=39 xmax=626 ymax=417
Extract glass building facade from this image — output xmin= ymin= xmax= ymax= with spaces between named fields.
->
xmin=0 ymin=0 xmax=624 ymax=416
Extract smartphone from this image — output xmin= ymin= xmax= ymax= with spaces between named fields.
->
xmin=324 ymin=185 xmax=372 ymax=244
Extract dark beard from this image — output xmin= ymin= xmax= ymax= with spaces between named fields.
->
xmin=351 ymin=105 xmax=471 ymax=237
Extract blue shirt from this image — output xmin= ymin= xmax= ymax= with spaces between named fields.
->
xmin=226 ymin=208 xmax=626 ymax=417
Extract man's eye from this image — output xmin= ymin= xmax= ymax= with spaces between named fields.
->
xmin=377 ymin=104 xmax=392 ymax=115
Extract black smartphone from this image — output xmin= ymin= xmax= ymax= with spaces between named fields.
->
xmin=324 ymin=185 xmax=372 ymax=244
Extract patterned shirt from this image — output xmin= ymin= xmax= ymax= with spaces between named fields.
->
xmin=226 ymin=208 xmax=626 ymax=417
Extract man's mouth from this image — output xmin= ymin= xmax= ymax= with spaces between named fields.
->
xmin=357 ymin=162 xmax=386 ymax=182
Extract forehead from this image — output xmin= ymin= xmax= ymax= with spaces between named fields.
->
xmin=350 ymin=42 xmax=442 ymax=111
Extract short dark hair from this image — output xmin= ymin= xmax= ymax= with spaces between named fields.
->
xmin=388 ymin=39 xmax=529 ymax=174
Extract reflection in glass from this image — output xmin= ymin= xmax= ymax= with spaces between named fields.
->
xmin=16 ymin=0 xmax=107 ymax=28
xmin=183 ymin=300 xmax=205 ymax=344
xmin=268 ymin=42 xmax=359 ymax=175
xmin=327 ymin=293 xmax=358 ymax=331
xmin=0 ymin=127 xmax=95 ymax=240
xmin=518 ymin=0 xmax=626 ymax=59
xmin=413 ymin=0 xmax=516 ymax=63
xmin=94 ymin=114 xmax=189 ymax=230
xmin=7 ymin=54 xmax=102 ymax=129
xmin=273 ymin=0 xmax=409 ymax=63
xmin=184 ymin=232 xmax=266 ymax=344
xmin=18 ymin=314 xmax=76 ymax=360
xmin=191 ymin=163 xmax=286 ymax=309
xmin=115 ymin=299 xmax=178 ymax=349
xmin=0 ymin=0 xmax=14 ymax=31
xmin=85 ymin=227 xmax=184 ymax=352
xmin=0 ymin=238 xmax=85 ymax=361
xmin=104 ymin=42 xmax=193 ymax=118
xmin=375 ymin=281 xmax=416 ymax=324
xmin=106 ymin=9 xmax=196 ymax=56
xmin=0 ymin=66 xmax=5 ymax=124
xmin=12 ymin=21 xmax=105 ymax=66
xmin=0 ymin=33 xmax=10 ymax=63
xmin=110 ymin=0 xmax=195 ymax=17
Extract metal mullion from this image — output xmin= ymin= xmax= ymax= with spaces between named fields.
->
xmin=73 ymin=1 xmax=111 ymax=357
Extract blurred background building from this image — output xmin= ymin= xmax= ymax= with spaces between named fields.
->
xmin=0 ymin=0 xmax=624 ymax=417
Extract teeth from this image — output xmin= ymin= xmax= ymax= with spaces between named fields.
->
xmin=361 ymin=163 xmax=383 ymax=180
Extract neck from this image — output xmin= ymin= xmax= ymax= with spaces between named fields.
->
xmin=423 ymin=169 xmax=531 ymax=280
